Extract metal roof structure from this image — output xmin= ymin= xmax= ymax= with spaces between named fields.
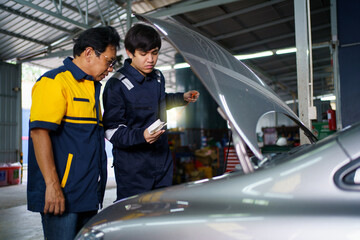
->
xmin=0 ymin=0 xmax=333 ymax=101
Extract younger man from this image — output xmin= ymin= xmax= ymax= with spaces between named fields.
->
xmin=103 ymin=24 xmax=199 ymax=200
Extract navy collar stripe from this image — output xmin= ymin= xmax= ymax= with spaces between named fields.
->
xmin=63 ymin=57 xmax=94 ymax=81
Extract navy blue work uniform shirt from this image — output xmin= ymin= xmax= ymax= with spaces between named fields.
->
xmin=103 ymin=59 xmax=186 ymax=200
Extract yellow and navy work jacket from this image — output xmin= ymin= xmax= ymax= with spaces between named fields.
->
xmin=27 ymin=57 xmax=107 ymax=213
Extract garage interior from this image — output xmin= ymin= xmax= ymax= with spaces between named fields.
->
xmin=0 ymin=0 xmax=359 ymax=239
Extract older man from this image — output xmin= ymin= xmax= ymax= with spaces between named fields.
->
xmin=27 ymin=26 xmax=120 ymax=240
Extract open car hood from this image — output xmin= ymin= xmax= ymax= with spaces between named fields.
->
xmin=137 ymin=15 xmax=316 ymax=164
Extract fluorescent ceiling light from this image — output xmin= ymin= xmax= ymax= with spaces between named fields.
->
xmin=157 ymin=46 xmax=299 ymax=71
xmin=174 ymin=62 xmax=190 ymax=69
xmin=285 ymin=94 xmax=336 ymax=104
xmin=276 ymin=47 xmax=297 ymax=55
xmin=157 ymin=46 xmax=302 ymax=72
xmin=157 ymin=65 xmax=172 ymax=71
xmin=320 ymin=95 xmax=336 ymax=101
xmin=235 ymin=51 xmax=273 ymax=60
xmin=285 ymin=99 xmax=298 ymax=104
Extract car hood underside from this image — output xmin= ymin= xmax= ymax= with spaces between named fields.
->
xmin=136 ymin=15 xmax=316 ymax=161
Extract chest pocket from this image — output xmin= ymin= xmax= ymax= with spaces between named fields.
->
xmin=71 ymin=97 xmax=94 ymax=117
xmin=127 ymin=103 xmax=155 ymax=127
xmin=64 ymin=96 xmax=97 ymax=125
xmin=114 ymin=72 xmax=161 ymax=127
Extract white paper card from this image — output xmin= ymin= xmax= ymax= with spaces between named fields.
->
xmin=148 ymin=119 xmax=167 ymax=134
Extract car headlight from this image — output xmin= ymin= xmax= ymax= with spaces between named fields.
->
xmin=75 ymin=229 xmax=105 ymax=240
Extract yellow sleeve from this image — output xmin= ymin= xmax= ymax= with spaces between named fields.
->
xmin=30 ymin=76 xmax=67 ymax=128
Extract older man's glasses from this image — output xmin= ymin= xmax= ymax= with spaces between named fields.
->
xmin=95 ymin=50 xmax=117 ymax=68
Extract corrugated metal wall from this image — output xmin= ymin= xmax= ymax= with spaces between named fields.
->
xmin=0 ymin=62 xmax=21 ymax=164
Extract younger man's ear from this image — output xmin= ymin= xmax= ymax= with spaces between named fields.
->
xmin=125 ymin=49 xmax=134 ymax=59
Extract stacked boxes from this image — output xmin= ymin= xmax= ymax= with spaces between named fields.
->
xmin=0 ymin=165 xmax=7 ymax=186
xmin=0 ymin=163 xmax=21 ymax=187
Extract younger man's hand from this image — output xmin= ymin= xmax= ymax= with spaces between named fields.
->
xmin=184 ymin=90 xmax=199 ymax=102
xmin=144 ymin=129 xmax=165 ymax=144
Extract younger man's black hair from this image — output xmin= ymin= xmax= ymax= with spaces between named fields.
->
xmin=73 ymin=26 xmax=121 ymax=57
xmin=124 ymin=24 xmax=161 ymax=55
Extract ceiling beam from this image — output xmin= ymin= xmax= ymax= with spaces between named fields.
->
xmin=148 ymin=0 xmax=241 ymax=18
xmin=215 ymin=7 xmax=329 ymax=43
xmin=274 ymin=64 xmax=331 ymax=78
xmin=46 ymin=6 xmax=127 ymax=48
xmin=0 ymin=29 xmax=48 ymax=46
xmin=12 ymin=0 xmax=91 ymax=30
xmin=277 ymin=72 xmax=332 ymax=82
xmin=0 ymin=4 xmax=73 ymax=34
xmin=20 ymin=49 xmax=73 ymax=62
xmin=233 ymin=32 xmax=295 ymax=52
xmin=52 ymin=0 xmax=98 ymax=21
xmin=194 ymin=0 xmax=286 ymax=27
xmin=17 ymin=4 xmax=127 ymax=62
xmin=213 ymin=16 xmax=293 ymax=41
xmin=232 ymin=24 xmax=330 ymax=52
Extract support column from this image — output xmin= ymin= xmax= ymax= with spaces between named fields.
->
xmin=330 ymin=0 xmax=341 ymax=129
xmin=294 ymin=0 xmax=316 ymax=144
xmin=126 ymin=0 xmax=132 ymax=31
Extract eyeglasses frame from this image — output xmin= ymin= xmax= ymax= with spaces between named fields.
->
xmin=94 ymin=49 xmax=117 ymax=68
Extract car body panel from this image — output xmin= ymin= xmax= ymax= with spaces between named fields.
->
xmin=337 ymin=125 xmax=360 ymax=160
xmin=76 ymin=124 xmax=360 ymax=240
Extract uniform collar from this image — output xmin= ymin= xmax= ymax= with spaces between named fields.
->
xmin=63 ymin=57 xmax=94 ymax=81
xmin=123 ymin=58 xmax=158 ymax=83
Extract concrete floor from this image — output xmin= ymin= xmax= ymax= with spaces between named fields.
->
xmin=0 ymin=165 xmax=117 ymax=240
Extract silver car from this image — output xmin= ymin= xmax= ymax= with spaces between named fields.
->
xmin=76 ymin=15 xmax=360 ymax=240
